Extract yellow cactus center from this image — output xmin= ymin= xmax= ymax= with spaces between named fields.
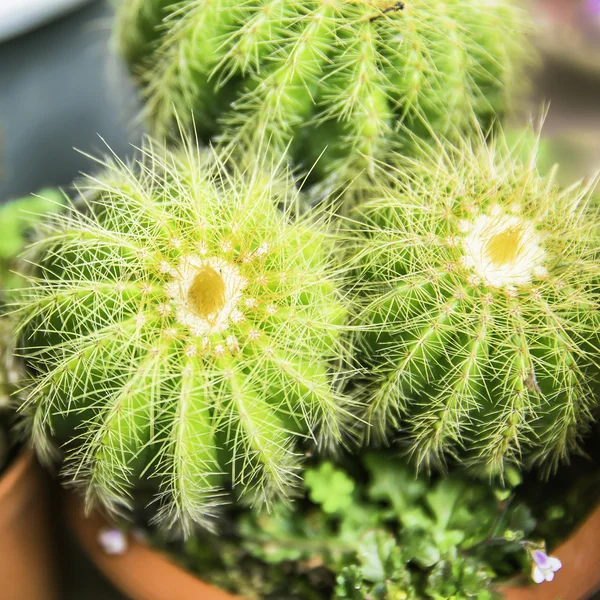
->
xmin=485 ymin=226 xmax=524 ymax=266
xmin=461 ymin=212 xmax=547 ymax=288
xmin=188 ymin=266 xmax=226 ymax=319
xmin=167 ymin=255 xmax=248 ymax=338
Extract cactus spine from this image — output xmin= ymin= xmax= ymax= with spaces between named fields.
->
xmin=16 ymin=143 xmax=350 ymax=533
xmin=349 ymin=131 xmax=600 ymax=476
xmin=116 ymin=0 xmax=531 ymax=188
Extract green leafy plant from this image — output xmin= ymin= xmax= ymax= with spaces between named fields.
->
xmin=348 ymin=129 xmax=600 ymax=476
xmin=0 ymin=190 xmax=65 ymax=472
xmin=167 ymin=451 xmax=542 ymax=599
xmin=14 ymin=142 xmax=352 ymax=533
xmin=116 ymin=0 xmax=531 ymax=191
xmin=0 ymin=189 xmax=64 ymax=296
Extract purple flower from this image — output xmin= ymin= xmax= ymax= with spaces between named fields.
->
xmin=98 ymin=527 xmax=128 ymax=556
xmin=531 ymin=550 xmax=562 ymax=583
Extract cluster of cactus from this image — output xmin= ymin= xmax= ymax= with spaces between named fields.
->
xmin=348 ymin=133 xmax=600 ymax=475
xmin=116 ymin=0 xmax=530 ymax=187
xmin=9 ymin=0 xmax=600 ymax=548
xmin=16 ymin=144 xmax=350 ymax=532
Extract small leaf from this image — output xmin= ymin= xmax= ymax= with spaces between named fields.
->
xmin=364 ymin=452 xmax=426 ymax=517
xmin=304 ymin=462 xmax=355 ymax=515
xmin=546 ymin=505 xmax=565 ymax=521
xmin=504 ymin=466 xmax=523 ymax=489
xmin=506 ymin=504 xmax=536 ymax=536
xmin=494 ymin=488 xmax=512 ymax=502
xmin=334 ymin=566 xmax=367 ymax=600
xmin=426 ymin=557 xmax=494 ymax=599
xmin=401 ymin=529 xmax=440 ymax=568
xmin=426 ymin=479 xmax=464 ymax=530
xmin=401 ymin=507 xmax=434 ymax=530
xmin=357 ymin=530 xmax=400 ymax=583
xmin=0 ymin=190 xmax=64 ymax=259
xmin=435 ymin=529 xmax=465 ymax=552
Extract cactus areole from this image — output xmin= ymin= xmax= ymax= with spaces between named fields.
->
xmin=351 ymin=135 xmax=600 ymax=476
xmin=117 ymin=0 xmax=530 ymax=185
xmin=16 ymin=145 xmax=350 ymax=533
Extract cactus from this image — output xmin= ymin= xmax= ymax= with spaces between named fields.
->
xmin=116 ymin=0 xmax=531 ymax=190
xmin=349 ymin=130 xmax=600 ymax=476
xmin=15 ymin=142 xmax=350 ymax=533
xmin=0 ymin=191 xmax=65 ymax=471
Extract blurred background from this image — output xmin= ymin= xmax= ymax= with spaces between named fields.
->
xmin=0 ymin=1 xmax=598 ymax=598
xmin=0 ymin=0 xmax=141 ymax=202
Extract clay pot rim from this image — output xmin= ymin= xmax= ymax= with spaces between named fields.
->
xmin=68 ymin=489 xmax=600 ymax=600
xmin=66 ymin=491 xmax=239 ymax=600
xmin=0 ymin=448 xmax=32 ymax=504
xmin=499 ymin=501 xmax=600 ymax=599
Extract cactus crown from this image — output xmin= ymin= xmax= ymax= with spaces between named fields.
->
xmin=349 ymin=130 xmax=600 ymax=476
xmin=116 ymin=0 xmax=531 ymax=187
xmin=15 ymin=141 xmax=351 ymax=533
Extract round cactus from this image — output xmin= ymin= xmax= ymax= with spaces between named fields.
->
xmin=116 ymin=0 xmax=531 ymax=188
xmin=15 ymin=143 xmax=350 ymax=532
xmin=349 ymin=131 xmax=600 ymax=476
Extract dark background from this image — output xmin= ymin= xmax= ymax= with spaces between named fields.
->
xmin=0 ymin=1 xmax=141 ymax=203
xmin=0 ymin=2 xmax=598 ymax=599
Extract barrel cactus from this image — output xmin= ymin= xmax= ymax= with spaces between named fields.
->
xmin=350 ymin=131 xmax=600 ymax=476
xmin=116 ymin=0 xmax=531 ymax=188
xmin=15 ymin=143 xmax=350 ymax=532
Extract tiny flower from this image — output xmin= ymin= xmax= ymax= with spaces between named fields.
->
xmin=532 ymin=550 xmax=562 ymax=583
xmin=98 ymin=528 xmax=128 ymax=556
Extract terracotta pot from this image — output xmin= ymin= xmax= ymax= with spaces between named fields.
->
xmin=501 ymin=503 xmax=600 ymax=600
xmin=68 ymin=491 xmax=600 ymax=600
xmin=0 ymin=449 xmax=58 ymax=600
xmin=65 ymin=492 xmax=238 ymax=600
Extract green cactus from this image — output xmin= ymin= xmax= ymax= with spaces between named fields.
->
xmin=0 ymin=190 xmax=65 ymax=471
xmin=115 ymin=0 xmax=531 ymax=190
xmin=15 ymin=142 xmax=350 ymax=532
xmin=349 ymin=130 xmax=600 ymax=476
